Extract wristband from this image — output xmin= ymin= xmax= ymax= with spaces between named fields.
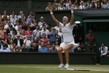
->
xmin=50 ymin=12 xmax=53 ymax=14
xmin=71 ymin=10 xmax=74 ymax=13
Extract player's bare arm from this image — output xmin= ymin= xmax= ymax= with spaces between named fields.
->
xmin=70 ymin=6 xmax=75 ymax=25
xmin=49 ymin=6 xmax=60 ymax=26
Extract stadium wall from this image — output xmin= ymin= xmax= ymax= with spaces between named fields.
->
xmin=0 ymin=53 xmax=96 ymax=64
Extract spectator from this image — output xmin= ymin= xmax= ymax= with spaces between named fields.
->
xmin=102 ymin=0 xmax=109 ymax=9
xmin=0 ymin=44 xmax=10 ymax=52
xmin=49 ymin=43 xmax=57 ymax=53
xmin=33 ymin=25 xmax=41 ymax=39
xmin=85 ymin=30 xmax=96 ymax=52
xmin=6 ymin=25 xmax=17 ymax=35
xmin=79 ymin=0 xmax=87 ymax=9
xmin=29 ymin=42 xmax=38 ymax=52
xmin=97 ymin=1 xmax=102 ymax=9
xmin=2 ymin=10 xmax=9 ymax=22
xmin=21 ymin=44 xmax=28 ymax=52
xmin=10 ymin=10 xmax=17 ymax=18
xmin=73 ymin=1 xmax=79 ymax=9
xmin=45 ymin=2 xmax=52 ymax=10
xmin=38 ymin=42 xmax=48 ymax=52
xmin=40 ymin=33 xmax=49 ymax=47
xmin=17 ymin=11 xmax=25 ymax=20
xmin=26 ymin=14 xmax=33 ymax=25
xmin=38 ymin=16 xmax=48 ymax=29
xmin=49 ymin=27 xmax=57 ymax=44
xmin=99 ymin=43 xmax=109 ymax=57
xmin=8 ymin=39 xmax=14 ymax=52
xmin=10 ymin=13 xmax=18 ymax=26
xmin=24 ymin=35 xmax=32 ymax=49
xmin=55 ymin=40 xmax=59 ymax=50
xmin=91 ymin=1 xmax=96 ymax=9
xmin=86 ymin=0 xmax=92 ymax=9
xmin=52 ymin=0 xmax=59 ymax=10
xmin=74 ymin=42 xmax=84 ymax=52
xmin=13 ymin=33 xmax=23 ymax=52
xmin=40 ymin=25 xmax=49 ymax=37
xmin=46 ymin=40 xmax=52 ymax=50
xmin=58 ymin=3 xmax=66 ymax=10
xmin=0 ymin=24 xmax=5 ymax=39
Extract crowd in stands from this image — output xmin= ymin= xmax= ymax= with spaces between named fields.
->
xmin=45 ymin=0 xmax=109 ymax=10
xmin=0 ymin=10 xmax=84 ymax=53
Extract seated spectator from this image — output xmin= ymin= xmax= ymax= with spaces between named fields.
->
xmin=99 ymin=43 xmax=108 ymax=57
xmin=102 ymin=0 xmax=109 ymax=9
xmin=29 ymin=30 xmax=34 ymax=42
xmin=24 ymin=35 xmax=32 ymax=49
xmin=66 ymin=0 xmax=73 ymax=10
xmin=17 ymin=11 xmax=25 ymax=20
xmin=55 ymin=40 xmax=59 ymax=50
xmin=8 ymin=39 xmax=14 ymax=52
xmin=46 ymin=40 xmax=52 ymax=50
xmin=29 ymin=42 xmax=38 ymax=52
xmin=30 ymin=11 xmax=35 ymax=19
xmin=6 ymin=25 xmax=17 ymax=35
xmin=10 ymin=10 xmax=17 ymax=18
xmin=40 ymin=33 xmax=49 ymax=47
xmin=2 ymin=10 xmax=9 ymax=20
xmin=38 ymin=16 xmax=48 ymax=29
xmin=74 ymin=42 xmax=84 ymax=52
xmin=97 ymin=1 xmax=102 ymax=9
xmin=58 ymin=3 xmax=66 ymax=10
xmin=86 ymin=0 xmax=92 ymax=9
xmin=26 ymin=14 xmax=33 ymax=25
xmin=10 ymin=13 xmax=18 ymax=26
xmin=40 ymin=25 xmax=49 ymax=37
xmin=79 ymin=0 xmax=87 ymax=9
xmin=0 ymin=24 xmax=5 ymax=39
xmin=52 ymin=0 xmax=59 ymax=10
xmin=33 ymin=25 xmax=41 ymax=39
xmin=73 ymin=1 xmax=79 ymax=9
xmin=91 ymin=0 xmax=96 ymax=9
xmin=49 ymin=27 xmax=57 ymax=44
xmin=21 ymin=44 xmax=28 ymax=52
xmin=49 ymin=43 xmax=57 ymax=53
xmin=13 ymin=33 xmax=23 ymax=52
xmin=45 ymin=2 xmax=52 ymax=10
xmin=38 ymin=42 xmax=48 ymax=52
xmin=0 ymin=44 xmax=10 ymax=52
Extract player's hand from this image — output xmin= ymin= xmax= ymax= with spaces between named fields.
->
xmin=49 ymin=5 xmax=53 ymax=12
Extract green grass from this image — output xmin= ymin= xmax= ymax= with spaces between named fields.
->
xmin=0 ymin=64 xmax=109 ymax=73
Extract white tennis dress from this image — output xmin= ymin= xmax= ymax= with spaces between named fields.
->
xmin=59 ymin=22 xmax=78 ymax=49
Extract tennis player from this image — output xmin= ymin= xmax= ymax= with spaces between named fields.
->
xmin=49 ymin=6 xmax=78 ymax=69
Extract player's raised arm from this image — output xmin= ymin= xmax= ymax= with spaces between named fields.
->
xmin=70 ymin=6 xmax=75 ymax=25
xmin=49 ymin=6 xmax=60 ymax=26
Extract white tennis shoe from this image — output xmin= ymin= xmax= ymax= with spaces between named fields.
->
xmin=58 ymin=64 xmax=64 ymax=68
xmin=64 ymin=64 xmax=69 ymax=69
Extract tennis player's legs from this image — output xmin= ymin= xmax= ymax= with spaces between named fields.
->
xmin=57 ymin=42 xmax=78 ymax=69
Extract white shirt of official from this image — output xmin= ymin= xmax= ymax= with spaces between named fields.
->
xmin=99 ymin=46 xmax=108 ymax=55
xmin=59 ymin=22 xmax=76 ymax=43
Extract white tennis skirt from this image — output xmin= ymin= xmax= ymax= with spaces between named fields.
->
xmin=60 ymin=41 xmax=78 ymax=49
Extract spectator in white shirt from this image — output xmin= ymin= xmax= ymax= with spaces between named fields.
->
xmin=99 ymin=43 xmax=108 ymax=57
xmin=10 ymin=13 xmax=18 ymax=25
xmin=33 ymin=25 xmax=41 ymax=38
xmin=17 ymin=11 xmax=24 ymax=20
xmin=10 ymin=11 xmax=17 ymax=18
xmin=40 ymin=25 xmax=49 ymax=37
